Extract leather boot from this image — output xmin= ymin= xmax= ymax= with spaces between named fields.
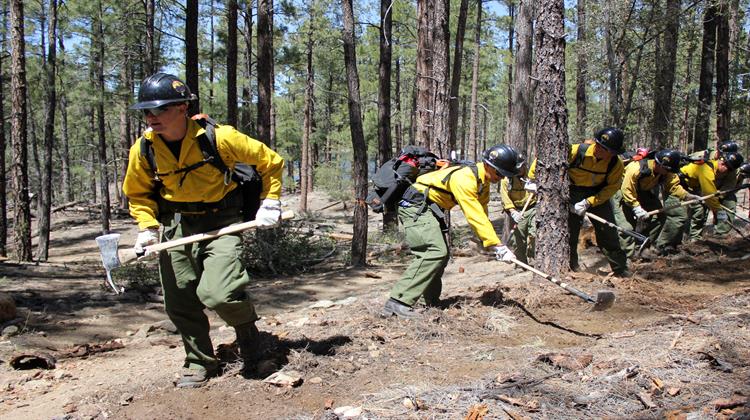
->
xmin=235 ymin=322 xmax=261 ymax=362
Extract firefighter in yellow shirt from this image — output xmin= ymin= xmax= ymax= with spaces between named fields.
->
xmin=612 ymin=149 xmax=695 ymax=257
xmin=499 ymin=160 xmax=537 ymax=263
xmin=382 ymin=145 xmax=522 ymax=319
xmin=667 ymin=152 xmax=744 ymax=243
xmin=529 ymin=128 xmax=628 ymax=276
xmin=123 ymin=73 xmax=284 ymax=388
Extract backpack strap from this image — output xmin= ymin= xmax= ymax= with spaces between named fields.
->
xmin=193 ymin=116 xmax=233 ymax=184
xmin=569 ymin=142 xmax=619 ymax=177
xmin=139 ymin=136 xmax=159 ymax=181
xmin=439 ymin=163 xmax=484 ymax=196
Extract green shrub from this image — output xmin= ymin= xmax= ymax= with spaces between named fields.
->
xmin=241 ymin=221 xmax=336 ymax=276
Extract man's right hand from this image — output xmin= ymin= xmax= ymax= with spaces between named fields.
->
xmin=134 ymin=229 xmax=159 ymax=256
xmin=510 ymin=210 xmax=524 ymax=224
xmin=492 ymin=245 xmax=516 ymax=263
xmin=632 ymin=205 xmax=649 ymax=220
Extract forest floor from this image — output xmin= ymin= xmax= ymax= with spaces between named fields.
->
xmin=0 ymin=191 xmax=749 ymax=420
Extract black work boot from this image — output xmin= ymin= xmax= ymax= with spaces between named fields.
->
xmin=235 ymin=322 xmax=261 ymax=363
xmin=381 ymin=298 xmax=422 ymax=320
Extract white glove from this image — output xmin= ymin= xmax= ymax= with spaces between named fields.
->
xmin=510 ymin=210 xmax=524 ymax=224
xmin=524 ymin=181 xmax=538 ymax=193
xmin=684 ymin=193 xmax=701 ymax=201
xmin=255 ymin=198 xmax=282 ymax=228
xmin=134 ymin=229 xmax=159 ymax=255
xmin=715 ymin=210 xmax=728 ymax=223
xmin=571 ymin=199 xmax=590 ymax=216
xmin=492 ymin=245 xmax=516 ymax=263
xmin=632 ymin=205 xmax=649 ymax=220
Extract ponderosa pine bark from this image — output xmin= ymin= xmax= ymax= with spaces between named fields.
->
xmin=185 ymin=0 xmax=199 ymax=116
xmin=257 ymin=0 xmax=274 ymax=146
xmin=448 ymin=0 xmax=469 ymax=153
xmin=715 ymin=0 xmax=730 ymax=144
xmin=575 ymin=0 xmax=587 ymax=139
xmin=227 ymin=0 xmax=238 ymax=127
xmin=467 ymin=0 xmax=482 ymax=161
xmin=507 ymin=0 xmax=533 ymax=154
xmin=650 ymin=0 xmax=680 ymax=148
xmin=693 ymin=2 xmax=717 ymax=152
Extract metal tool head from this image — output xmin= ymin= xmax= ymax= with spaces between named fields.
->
xmin=96 ymin=233 xmax=123 ymax=271
xmin=636 ymin=237 xmax=651 ymax=256
xmin=592 ymin=289 xmax=616 ymax=311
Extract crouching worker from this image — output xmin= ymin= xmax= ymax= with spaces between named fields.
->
xmin=613 ymin=149 xmax=694 ymax=257
xmin=382 ymin=145 xmax=523 ymax=319
xmin=122 ymin=73 xmax=284 ymax=388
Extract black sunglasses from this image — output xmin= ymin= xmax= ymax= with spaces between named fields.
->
xmin=141 ymin=104 xmax=174 ymax=117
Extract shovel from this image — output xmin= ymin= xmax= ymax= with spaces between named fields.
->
xmin=509 ymin=258 xmax=616 ymax=311
xmin=585 ymin=212 xmax=650 ymax=255
xmin=95 ymin=210 xmax=295 ymax=293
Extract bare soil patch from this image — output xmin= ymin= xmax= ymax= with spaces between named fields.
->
xmin=1 ymin=192 xmax=749 ymax=419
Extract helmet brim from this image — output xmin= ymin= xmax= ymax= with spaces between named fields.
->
xmin=484 ymin=160 xmax=519 ymax=178
xmin=594 ymin=140 xmax=624 ymax=155
xmin=130 ymin=95 xmax=197 ymax=110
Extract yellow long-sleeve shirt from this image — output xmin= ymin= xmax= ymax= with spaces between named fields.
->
xmin=123 ymin=118 xmax=284 ymax=230
xmin=412 ymin=164 xmax=500 ymax=247
xmin=499 ymin=175 xmax=536 ymax=210
xmin=621 ymin=159 xmax=687 ymax=207
xmin=680 ymin=162 xmax=720 ymax=210
xmin=528 ymin=143 xmax=624 ymax=207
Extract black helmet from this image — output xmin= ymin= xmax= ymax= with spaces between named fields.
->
xmin=717 ymin=140 xmax=739 ymax=155
xmin=131 ymin=73 xmax=197 ymax=110
xmin=739 ymin=162 xmax=750 ymax=176
xmin=654 ymin=149 xmax=682 ymax=173
xmin=482 ymin=144 xmax=522 ymax=177
xmin=720 ymin=152 xmax=744 ymax=171
xmin=594 ymin=127 xmax=625 ymax=154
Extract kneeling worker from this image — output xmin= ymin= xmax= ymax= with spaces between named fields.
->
xmin=500 ymin=159 xmax=537 ymax=264
xmin=382 ymin=145 xmax=523 ymax=319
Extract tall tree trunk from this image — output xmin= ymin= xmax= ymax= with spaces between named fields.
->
xmin=504 ymin=0 xmax=514 ymax=146
xmin=394 ymin=55 xmax=403 ymax=152
xmin=650 ymin=0 xmax=681 ymax=148
xmin=378 ymin=0 xmax=396 ymax=231
xmin=715 ymin=0 xmax=730 ymax=144
xmin=678 ymin=32 xmax=698 ymax=151
xmin=507 ymin=0 xmax=533 ymax=154
xmin=227 ymin=0 xmax=239 ymax=126
xmin=693 ymin=2 xmax=717 ymax=152
xmin=257 ymin=0 xmax=274 ymax=146
xmin=533 ymin=0 xmax=569 ymax=278
xmin=0 ymin=0 xmax=8 ymax=257
xmin=604 ymin=3 xmax=621 ymax=126
xmin=300 ymin=10 xmax=314 ymax=214
xmin=241 ymin=1 xmax=254 ymax=133
xmin=185 ymin=0 xmax=199 ymax=116
xmin=144 ymin=0 xmax=155 ymax=75
xmin=342 ymin=0 xmax=368 ymax=267
xmin=94 ymin=0 xmax=110 ymax=233
xmin=88 ymin=112 xmax=97 ymax=201
xmin=467 ymin=0 xmax=482 ymax=161
xmin=377 ymin=0 xmax=393 ymax=166
xmin=448 ymin=0 xmax=469 ymax=152
xmin=118 ymin=38 xmax=132 ymax=210
xmin=431 ymin=0 xmax=450 ymax=156
xmin=10 ymin=0 xmax=32 ymax=261
xmin=575 ymin=0 xmax=587 ymax=139
xmin=414 ymin=0 xmax=434 ymax=149
xmin=38 ymin=0 xmax=57 ymax=261
xmin=58 ymin=34 xmax=72 ymax=203
xmin=209 ymin=0 xmax=215 ymax=108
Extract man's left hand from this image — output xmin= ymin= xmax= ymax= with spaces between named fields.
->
xmin=715 ymin=210 xmax=728 ymax=223
xmin=571 ymin=199 xmax=590 ymax=216
xmin=255 ymin=199 xmax=282 ymax=228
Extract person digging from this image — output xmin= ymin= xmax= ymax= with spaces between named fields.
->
xmin=382 ymin=144 xmax=523 ymax=319
xmin=123 ymin=73 xmax=285 ymax=388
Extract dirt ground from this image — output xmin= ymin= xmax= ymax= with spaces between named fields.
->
xmin=1 ymin=191 xmax=749 ymax=420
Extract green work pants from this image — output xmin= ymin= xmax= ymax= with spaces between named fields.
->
xmin=658 ymin=195 xmax=688 ymax=249
xmin=158 ymin=208 xmax=258 ymax=372
xmin=569 ymin=190 xmax=627 ymax=274
xmin=612 ymin=190 xmax=665 ymax=257
xmin=389 ymin=205 xmax=449 ymax=306
xmin=508 ymin=206 xmax=536 ymax=263
xmin=714 ymin=195 xmax=736 ymax=235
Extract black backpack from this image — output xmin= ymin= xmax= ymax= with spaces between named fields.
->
xmin=365 ymin=146 xmax=439 ymax=213
xmin=139 ymin=116 xmax=263 ymax=221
